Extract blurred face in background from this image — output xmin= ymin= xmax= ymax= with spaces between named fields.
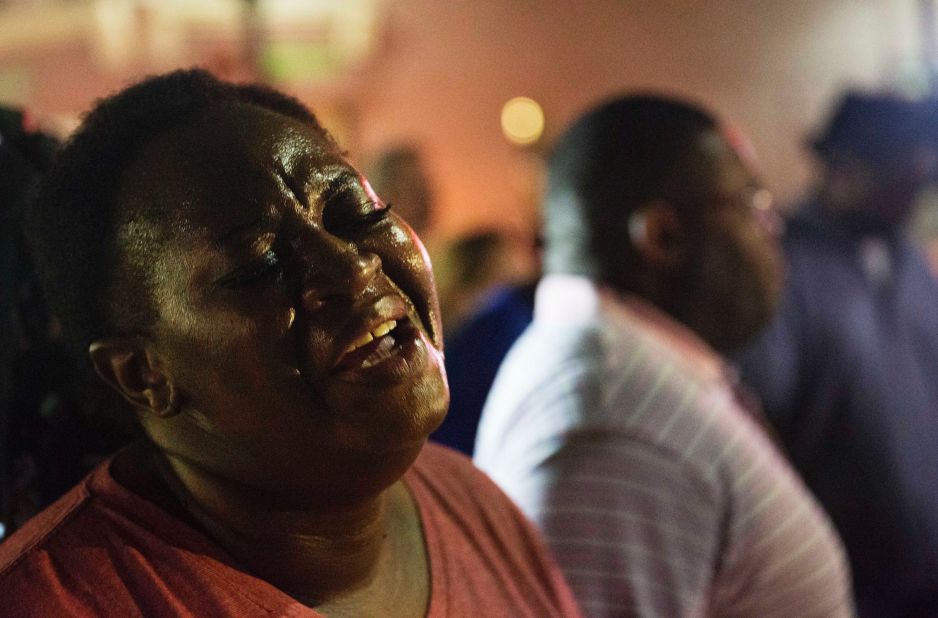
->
xmin=820 ymin=145 xmax=936 ymax=229
xmin=671 ymin=129 xmax=783 ymax=353
xmin=365 ymin=149 xmax=434 ymax=238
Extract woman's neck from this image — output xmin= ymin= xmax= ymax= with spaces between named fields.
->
xmin=113 ymin=444 xmax=429 ymax=613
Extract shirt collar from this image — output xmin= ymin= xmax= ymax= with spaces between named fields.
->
xmin=534 ymin=274 xmax=603 ymax=324
xmin=535 ymin=273 xmax=726 ymax=382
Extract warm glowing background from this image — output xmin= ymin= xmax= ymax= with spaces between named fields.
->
xmin=0 ymin=0 xmax=930 ymax=241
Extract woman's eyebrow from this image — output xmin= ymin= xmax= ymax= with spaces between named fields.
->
xmin=213 ymin=207 xmax=279 ymax=245
xmin=318 ymin=169 xmax=359 ymax=204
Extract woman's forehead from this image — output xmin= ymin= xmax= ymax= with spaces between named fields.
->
xmin=144 ymin=104 xmax=337 ymax=182
xmin=117 ymin=105 xmax=347 ymax=233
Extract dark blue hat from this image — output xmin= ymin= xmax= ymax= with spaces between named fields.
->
xmin=811 ymin=92 xmax=936 ymax=161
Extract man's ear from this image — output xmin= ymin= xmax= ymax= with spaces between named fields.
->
xmin=88 ymin=338 xmax=179 ymax=418
xmin=628 ymin=201 xmax=685 ymax=268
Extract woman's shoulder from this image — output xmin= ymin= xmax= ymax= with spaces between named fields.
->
xmin=0 ymin=483 xmax=91 ymax=579
xmin=407 ymin=441 xmax=541 ymax=550
xmin=409 ymin=442 xmax=493 ymax=499
xmin=408 ymin=442 xmax=581 ymax=617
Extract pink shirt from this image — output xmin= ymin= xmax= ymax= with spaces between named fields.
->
xmin=0 ymin=443 xmax=580 ymax=617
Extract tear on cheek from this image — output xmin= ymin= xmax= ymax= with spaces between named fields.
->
xmin=286 ymin=307 xmax=296 ymax=329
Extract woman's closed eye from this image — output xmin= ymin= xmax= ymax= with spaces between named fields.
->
xmin=325 ymin=200 xmax=392 ymax=236
xmin=356 ymin=201 xmax=392 ymax=229
xmin=218 ymin=249 xmax=284 ymax=288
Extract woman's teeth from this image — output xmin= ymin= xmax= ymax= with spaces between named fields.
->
xmin=345 ymin=319 xmax=397 ymax=354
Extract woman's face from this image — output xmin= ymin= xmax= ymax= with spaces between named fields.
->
xmin=117 ymin=104 xmax=449 ymax=505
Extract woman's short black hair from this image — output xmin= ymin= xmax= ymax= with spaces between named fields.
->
xmin=26 ymin=68 xmax=338 ymax=361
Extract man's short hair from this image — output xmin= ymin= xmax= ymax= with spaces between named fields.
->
xmin=26 ymin=69 xmax=337 ymax=361
xmin=544 ymin=94 xmax=717 ymax=280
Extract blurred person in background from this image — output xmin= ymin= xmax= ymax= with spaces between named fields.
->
xmin=475 ymin=94 xmax=854 ymax=617
xmin=908 ymin=186 xmax=938 ymax=277
xmin=431 ymin=228 xmax=540 ymax=455
xmin=735 ymin=92 xmax=938 ymax=617
xmin=0 ymin=70 xmax=580 ymax=617
xmin=432 ymin=227 xmax=536 ymax=337
xmin=364 ymin=144 xmax=435 ymax=239
xmin=0 ymin=108 xmax=123 ymax=538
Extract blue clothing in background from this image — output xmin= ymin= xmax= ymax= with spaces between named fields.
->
xmin=432 ymin=283 xmax=535 ymax=455
xmin=736 ymin=207 xmax=938 ymax=617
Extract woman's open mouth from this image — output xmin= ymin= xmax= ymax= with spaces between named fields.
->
xmin=332 ymin=317 xmax=428 ymax=382
xmin=338 ymin=318 xmax=399 ymax=369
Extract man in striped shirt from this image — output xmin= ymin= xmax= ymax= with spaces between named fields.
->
xmin=474 ymin=95 xmax=854 ymax=617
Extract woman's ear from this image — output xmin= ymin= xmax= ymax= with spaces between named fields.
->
xmin=88 ymin=339 xmax=179 ymax=418
xmin=628 ymin=201 xmax=686 ymax=268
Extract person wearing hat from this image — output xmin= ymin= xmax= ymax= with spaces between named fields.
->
xmin=735 ymin=92 xmax=938 ymax=616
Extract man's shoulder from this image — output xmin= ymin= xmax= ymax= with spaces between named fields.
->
xmin=485 ymin=303 xmax=749 ymax=472
xmin=524 ymin=303 xmax=795 ymax=480
xmin=481 ymin=315 xmax=604 ymax=412
xmin=486 ymin=299 xmax=727 ymax=424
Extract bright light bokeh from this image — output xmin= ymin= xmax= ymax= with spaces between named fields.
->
xmin=500 ymin=96 xmax=544 ymax=146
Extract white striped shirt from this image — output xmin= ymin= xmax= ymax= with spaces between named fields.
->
xmin=474 ymin=275 xmax=854 ymax=617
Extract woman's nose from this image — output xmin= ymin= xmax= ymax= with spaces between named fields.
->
xmin=299 ymin=238 xmax=382 ymax=311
